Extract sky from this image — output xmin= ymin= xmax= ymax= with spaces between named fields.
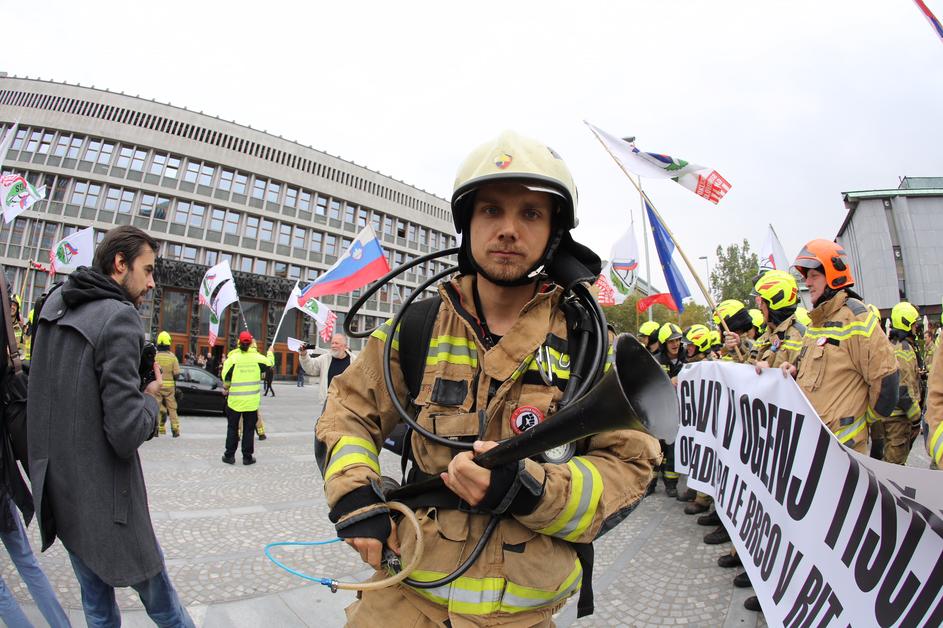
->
xmin=6 ymin=0 xmax=943 ymax=303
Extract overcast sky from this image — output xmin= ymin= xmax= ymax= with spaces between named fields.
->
xmin=8 ymin=0 xmax=943 ymax=303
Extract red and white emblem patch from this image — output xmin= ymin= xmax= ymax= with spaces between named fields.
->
xmin=510 ymin=405 xmax=544 ymax=435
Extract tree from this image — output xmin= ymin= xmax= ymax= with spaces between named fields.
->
xmin=711 ymin=239 xmax=759 ymax=304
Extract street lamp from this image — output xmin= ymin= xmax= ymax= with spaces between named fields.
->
xmin=699 ymin=255 xmax=712 ymax=297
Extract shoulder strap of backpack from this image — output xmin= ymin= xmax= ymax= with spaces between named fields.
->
xmin=398 ymin=295 xmax=442 ymax=402
xmin=0 ymin=273 xmax=21 ymax=375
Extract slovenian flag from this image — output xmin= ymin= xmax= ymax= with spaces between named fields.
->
xmin=646 ymin=200 xmax=691 ymax=313
xmin=298 ymin=225 xmax=391 ymax=303
xmin=914 ymin=0 xmax=943 ymax=42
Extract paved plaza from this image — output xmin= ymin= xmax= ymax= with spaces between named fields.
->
xmin=5 ymin=381 xmax=931 ymax=626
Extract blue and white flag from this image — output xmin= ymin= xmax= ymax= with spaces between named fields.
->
xmin=645 ymin=201 xmax=691 ymax=312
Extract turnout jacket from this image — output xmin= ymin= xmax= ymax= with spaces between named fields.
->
xmin=756 ymin=314 xmax=806 ymax=369
xmin=890 ymin=336 xmax=921 ymax=423
xmin=316 ymin=275 xmax=661 ymax=619
xmin=795 ymin=291 xmax=899 ymax=454
xmin=155 ymin=349 xmax=180 ymax=390
xmin=926 ymin=345 xmax=943 ymax=466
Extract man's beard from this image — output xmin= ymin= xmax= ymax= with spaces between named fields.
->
xmin=120 ymin=275 xmax=144 ymax=305
xmin=477 ymin=256 xmax=531 ymax=284
xmin=330 ymin=349 xmax=346 ymax=359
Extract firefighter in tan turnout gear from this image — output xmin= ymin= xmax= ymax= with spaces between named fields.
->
xmin=155 ymin=331 xmax=181 ymax=437
xmin=315 ymin=131 xmax=661 ymax=626
xmin=884 ymin=302 xmax=922 ymax=464
xmin=752 ymin=270 xmax=806 ymax=371
xmin=781 ymin=239 xmax=899 ymax=454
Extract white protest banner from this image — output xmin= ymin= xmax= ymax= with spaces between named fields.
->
xmin=286 ymin=337 xmax=305 ymax=352
xmin=675 ymin=361 xmax=943 ymax=626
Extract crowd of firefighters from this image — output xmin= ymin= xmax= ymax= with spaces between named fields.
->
xmin=636 ymin=238 xmax=939 ymax=613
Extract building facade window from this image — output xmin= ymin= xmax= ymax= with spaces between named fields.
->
xmin=233 ymin=172 xmax=247 ymax=195
xmin=218 ymin=169 xmax=234 ymax=191
xmin=115 ymin=146 xmax=134 ymax=169
xmin=278 ymin=223 xmax=291 ymax=246
xmin=225 ymin=210 xmax=240 ymax=235
xmin=260 ymin=218 xmax=274 ymax=241
xmin=245 ymin=215 xmax=259 ymax=238
xmin=252 ymin=177 xmax=266 ymax=200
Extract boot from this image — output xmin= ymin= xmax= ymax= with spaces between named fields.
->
xmin=677 ymin=488 xmax=696 ymax=502
xmin=703 ymin=526 xmax=730 ymax=545
xmin=221 ymin=454 xmax=235 ymax=465
xmin=243 ymin=456 xmax=257 ymax=466
xmin=646 ymin=478 xmax=657 ymax=496
xmin=684 ymin=501 xmax=709 ymax=515
xmin=717 ymin=553 xmax=742 ymax=568
xmin=744 ymin=596 xmax=761 ymax=612
xmin=172 ymin=429 xmax=180 ymax=438
xmin=258 ymin=433 xmax=267 ymax=441
xmin=697 ymin=511 xmax=721 ymax=526
xmin=664 ymin=480 xmax=678 ymax=498
xmin=733 ymin=572 xmax=752 ymax=588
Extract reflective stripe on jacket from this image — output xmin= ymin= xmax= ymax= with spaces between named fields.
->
xmin=155 ymin=350 xmax=180 ymax=388
xmin=222 ymin=347 xmax=274 ymax=412
xmin=315 ymin=275 xmax=661 ymax=617
xmin=925 ymin=346 xmax=943 ymax=466
xmin=757 ymin=314 xmax=805 ymax=370
xmin=796 ymin=292 xmax=898 ymax=453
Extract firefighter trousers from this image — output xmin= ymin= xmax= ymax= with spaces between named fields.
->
xmin=883 ymin=416 xmax=913 ymax=465
xmin=157 ymin=388 xmax=179 ymax=435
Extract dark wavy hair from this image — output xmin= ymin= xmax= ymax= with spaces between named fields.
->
xmin=93 ymin=226 xmax=159 ymax=276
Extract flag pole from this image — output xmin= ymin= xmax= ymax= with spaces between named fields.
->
xmin=588 ymin=128 xmax=743 ymax=359
xmin=269 ymin=281 xmax=298 ymax=350
xmin=637 ymin=176 xmax=653 ymax=322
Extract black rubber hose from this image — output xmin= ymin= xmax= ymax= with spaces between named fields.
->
xmin=403 ymin=515 xmax=500 ymax=589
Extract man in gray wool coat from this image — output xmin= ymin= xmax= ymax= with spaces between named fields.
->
xmin=27 ymin=226 xmax=193 ymax=627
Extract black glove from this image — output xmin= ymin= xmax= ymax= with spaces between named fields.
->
xmin=478 ymin=460 xmax=545 ymax=516
xmin=329 ymin=484 xmax=391 ymax=541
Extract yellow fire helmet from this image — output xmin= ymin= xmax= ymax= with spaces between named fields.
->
xmin=748 ymin=308 xmax=766 ymax=335
xmin=658 ymin=322 xmax=683 ymax=344
xmin=891 ymin=302 xmax=919 ymax=333
xmin=712 ymin=299 xmax=745 ymax=326
xmin=709 ymin=329 xmax=722 ymax=348
xmin=639 ymin=320 xmax=660 ymax=339
xmin=157 ymin=331 xmax=172 ymax=346
xmin=753 ymin=270 xmax=799 ymax=311
xmin=684 ymin=324 xmax=712 ymax=353
xmin=451 ymin=130 xmax=578 ymax=234
xmin=794 ymin=306 xmax=812 ymax=326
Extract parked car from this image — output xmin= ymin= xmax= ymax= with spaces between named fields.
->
xmin=176 ymin=365 xmax=226 ymax=414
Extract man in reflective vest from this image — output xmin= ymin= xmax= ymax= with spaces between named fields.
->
xmin=154 ymin=331 xmax=181 ymax=437
xmin=780 ymin=239 xmax=899 ymax=454
xmin=221 ymin=331 xmax=274 ymax=465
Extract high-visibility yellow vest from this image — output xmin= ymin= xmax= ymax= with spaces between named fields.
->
xmin=223 ymin=348 xmax=274 ymax=412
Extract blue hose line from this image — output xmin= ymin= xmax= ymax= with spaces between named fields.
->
xmin=264 ymin=539 xmax=343 ymax=587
